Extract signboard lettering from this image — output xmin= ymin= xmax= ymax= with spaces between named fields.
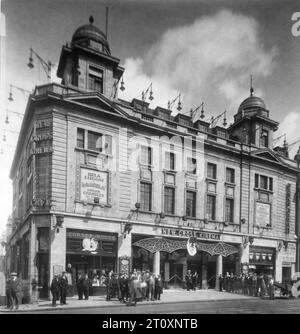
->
xmin=161 ymin=228 xmax=221 ymax=241
xmin=255 ymin=202 xmax=271 ymax=226
xmin=80 ymin=168 xmax=108 ymax=204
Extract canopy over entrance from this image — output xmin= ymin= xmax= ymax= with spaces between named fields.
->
xmin=132 ymin=237 xmax=238 ymax=257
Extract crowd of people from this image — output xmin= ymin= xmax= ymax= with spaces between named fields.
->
xmin=104 ymin=269 xmax=164 ymax=306
xmin=5 ymin=272 xmax=23 ymax=311
xmin=217 ymin=272 xmax=275 ymax=299
xmin=50 ymin=271 xmax=69 ymax=306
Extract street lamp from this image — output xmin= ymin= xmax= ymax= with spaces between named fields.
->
xmin=27 ymin=48 xmax=52 ymax=81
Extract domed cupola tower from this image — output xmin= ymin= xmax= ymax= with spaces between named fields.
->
xmin=228 ymin=77 xmax=279 ymax=148
xmin=57 ymin=16 xmax=124 ymax=98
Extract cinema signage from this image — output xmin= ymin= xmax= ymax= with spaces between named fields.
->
xmin=161 ymin=228 xmax=221 ymax=241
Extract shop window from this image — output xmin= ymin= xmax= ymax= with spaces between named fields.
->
xmin=207 ymin=163 xmax=217 ymax=180
xmin=77 ymin=128 xmax=85 ymax=148
xmin=206 ymin=194 xmax=216 ymax=220
xmin=140 ymin=182 xmax=152 ymax=211
xmin=187 ymin=157 xmax=197 ymax=174
xmin=164 ymin=186 xmax=175 ymax=214
xmin=186 ymin=190 xmax=196 ymax=217
xmin=88 ymin=66 xmax=103 ymax=93
xmin=226 ymin=167 xmax=235 ymax=183
xmin=225 ymin=198 xmax=234 ymax=223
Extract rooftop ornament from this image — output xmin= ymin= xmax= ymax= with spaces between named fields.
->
xmin=167 ymin=93 xmax=182 ymax=112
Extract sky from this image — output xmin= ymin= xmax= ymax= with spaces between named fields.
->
xmin=0 ymin=0 xmax=300 ymax=233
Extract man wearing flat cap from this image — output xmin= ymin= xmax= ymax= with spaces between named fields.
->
xmin=59 ymin=271 xmax=69 ymax=305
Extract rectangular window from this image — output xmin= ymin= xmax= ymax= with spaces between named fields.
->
xmin=260 ymin=130 xmax=269 ymax=147
xmin=165 ymin=152 xmax=175 ymax=170
xmin=187 ymin=157 xmax=197 ymax=174
xmin=226 ymin=168 xmax=235 ymax=183
xmin=255 ymin=174 xmax=273 ymax=192
xmin=88 ymin=131 xmax=103 ymax=152
xmin=77 ymin=128 xmax=85 ymax=148
xmin=88 ymin=66 xmax=103 ymax=93
xmin=141 ymin=146 xmax=152 ymax=166
xmin=164 ymin=187 xmax=175 ymax=214
xmin=26 ymin=178 xmax=33 ymax=209
xmin=207 ymin=163 xmax=217 ymax=179
xmin=225 ymin=198 xmax=234 ymax=223
xmin=186 ymin=190 xmax=196 ymax=217
xmin=140 ymin=182 xmax=152 ymax=211
xmin=206 ymin=195 xmax=216 ymax=220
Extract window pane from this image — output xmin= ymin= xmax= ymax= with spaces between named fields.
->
xmin=140 ymin=182 xmax=152 ymax=211
xmin=77 ymin=128 xmax=85 ymax=148
xmin=164 ymin=187 xmax=175 ymax=214
xmin=260 ymin=175 xmax=268 ymax=190
xmin=206 ymin=195 xmax=216 ymax=220
xmin=225 ymin=198 xmax=234 ymax=222
xmin=269 ymin=178 xmax=273 ymax=191
xmin=141 ymin=146 xmax=151 ymax=165
xmin=165 ymin=152 xmax=175 ymax=170
xmin=88 ymin=131 xmax=103 ymax=151
xmin=186 ymin=191 xmax=196 ymax=217
xmin=105 ymin=135 xmax=112 ymax=154
xmin=255 ymin=174 xmax=259 ymax=188
xmin=187 ymin=157 xmax=197 ymax=174
xmin=207 ymin=163 xmax=216 ymax=179
xmin=226 ymin=168 xmax=235 ymax=183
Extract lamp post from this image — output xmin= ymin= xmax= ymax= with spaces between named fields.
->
xmin=28 ymin=48 xmax=52 ymax=81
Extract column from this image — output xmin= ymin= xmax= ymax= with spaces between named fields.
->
xmin=49 ymin=217 xmax=66 ymax=282
xmin=215 ymin=254 xmax=223 ymax=291
xmin=153 ymin=251 xmax=160 ymax=276
xmin=29 ymin=218 xmax=38 ymax=302
xmin=201 ymin=254 xmax=208 ymax=289
xmin=117 ymin=231 xmax=132 ymax=274
xmin=239 ymin=243 xmax=249 ymax=274
xmin=275 ymin=250 xmax=282 ymax=282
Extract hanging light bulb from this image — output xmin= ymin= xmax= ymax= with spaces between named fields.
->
xmin=167 ymin=101 xmax=171 ymax=109
xmin=149 ymin=84 xmax=154 ymax=101
xmin=28 ymin=49 xmax=34 ymax=69
xmin=5 ymin=115 xmax=9 ymax=124
xmin=8 ymin=85 xmax=13 ymax=102
xmin=120 ymin=76 xmax=125 ymax=91
xmin=142 ymin=91 xmax=145 ymax=101
xmin=200 ymin=104 xmax=205 ymax=119
xmin=3 ymin=134 xmax=6 ymax=142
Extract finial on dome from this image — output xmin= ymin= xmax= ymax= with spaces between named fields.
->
xmin=250 ymin=74 xmax=254 ymax=96
xmin=89 ymin=16 xmax=94 ymax=25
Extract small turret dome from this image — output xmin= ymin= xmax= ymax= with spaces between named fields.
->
xmin=72 ymin=16 xmax=110 ymax=54
xmin=238 ymin=95 xmax=266 ymax=114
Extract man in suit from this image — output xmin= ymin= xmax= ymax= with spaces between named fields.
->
xmin=154 ymin=274 xmax=163 ymax=300
xmin=50 ymin=274 xmax=60 ymax=307
xmin=127 ymin=272 xmax=137 ymax=306
xmin=119 ymin=272 xmax=129 ymax=303
xmin=59 ymin=271 xmax=69 ymax=305
xmin=82 ymin=273 xmax=91 ymax=300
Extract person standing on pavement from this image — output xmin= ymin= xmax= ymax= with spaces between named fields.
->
xmin=154 ymin=274 xmax=163 ymax=300
xmin=185 ymin=270 xmax=193 ymax=291
xmin=268 ymin=276 xmax=275 ymax=300
xmin=106 ymin=270 xmax=114 ymax=301
xmin=50 ymin=274 xmax=60 ymax=307
xmin=148 ymin=273 xmax=155 ymax=301
xmin=7 ymin=272 xmax=23 ymax=311
xmin=127 ymin=272 xmax=137 ymax=306
xmin=192 ymin=271 xmax=198 ymax=290
xmin=218 ymin=274 xmax=224 ymax=292
xmin=59 ymin=271 xmax=69 ymax=305
xmin=119 ymin=272 xmax=129 ymax=303
xmin=82 ymin=273 xmax=91 ymax=300
xmin=76 ymin=273 xmax=84 ymax=300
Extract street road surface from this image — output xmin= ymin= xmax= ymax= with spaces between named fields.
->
xmin=20 ymin=298 xmax=300 ymax=314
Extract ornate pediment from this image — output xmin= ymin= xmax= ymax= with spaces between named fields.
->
xmin=251 ymin=149 xmax=282 ymax=163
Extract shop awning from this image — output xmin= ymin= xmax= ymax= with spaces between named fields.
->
xmin=132 ymin=237 xmax=238 ymax=257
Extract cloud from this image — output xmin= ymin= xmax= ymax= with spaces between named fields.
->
xmin=277 ymin=111 xmax=300 ymax=157
xmin=121 ymin=9 xmax=277 ymax=120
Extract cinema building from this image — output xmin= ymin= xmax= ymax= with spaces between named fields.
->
xmin=6 ymin=18 xmax=300 ymax=298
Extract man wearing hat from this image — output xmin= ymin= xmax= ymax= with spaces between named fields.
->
xmin=50 ymin=274 xmax=60 ymax=307
xmin=59 ymin=271 xmax=69 ymax=305
xmin=8 ymin=272 xmax=23 ymax=310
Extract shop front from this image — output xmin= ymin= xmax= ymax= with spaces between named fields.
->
xmin=249 ymin=246 xmax=275 ymax=276
xmin=66 ymin=229 xmax=118 ymax=295
xmin=132 ymin=229 xmax=240 ymax=289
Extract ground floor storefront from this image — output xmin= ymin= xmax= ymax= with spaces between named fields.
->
xmin=5 ymin=214 xmax=297 ymax=300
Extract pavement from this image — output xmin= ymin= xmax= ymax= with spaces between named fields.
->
xmin=0 ymin=289 xmax=256 ymax=313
